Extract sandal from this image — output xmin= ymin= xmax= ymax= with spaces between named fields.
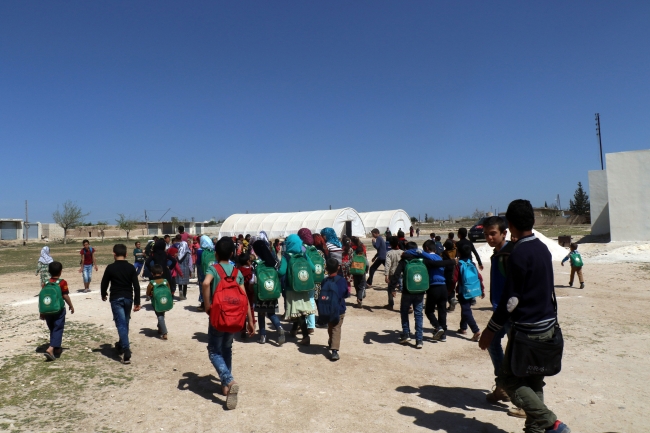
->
xmin=226 ymin=383 xmax=239 ymax=410
xmin=44 ymin=352 xmax=56 ymax=362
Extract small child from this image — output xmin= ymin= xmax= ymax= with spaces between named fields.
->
xmin=133 ymin=241 xmax=145 ymax=278
xmin=146 ymin=265 xmax=170 ymax=340
xmin=561 ymin=243 xmax=584 ymax=289
xmin=237 ymin=253 xmax=256 ymax=338
xmin=321 ymin=258 xmax=350 ymax=361
xmin=384 ymin=236 xmax=403 ymax=309
xmin=453 ymin=244 xmax=485 ymax=341
xmin=434 ymin=236 xmax=444 ymax=256
xmin=40 ymin=261 xmax=75 ymax=361
xmin=350 ymin=238 xmax=368 ymax=307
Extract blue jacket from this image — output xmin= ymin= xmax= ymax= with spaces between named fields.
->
xmin=322 ymin=274 xmax=349 ymax=315
xmin=404 ymin=249 xmax=447 ymax=285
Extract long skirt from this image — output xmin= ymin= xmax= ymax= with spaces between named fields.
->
xmin=284 ymin=290 xmax=316 ymax=320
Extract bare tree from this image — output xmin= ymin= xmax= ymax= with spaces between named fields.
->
xmin=52 ymin=201 xmax=89 ymax=244
xmin=116 ymin=214 xmax=138 ymax=240
xmin=471 ymin=208 xmax=486 ymax=219
xmin=96 ymin=221 xmax=108 ymax=242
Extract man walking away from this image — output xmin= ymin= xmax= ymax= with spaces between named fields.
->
xmin=366 ymin=229 xmax=386 ymax=287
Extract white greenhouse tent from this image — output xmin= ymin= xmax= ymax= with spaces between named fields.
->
xmin=219 ymin=208 xmax=367 ymax=239
xmin=358 ymin=210 xmax=411 ymax=235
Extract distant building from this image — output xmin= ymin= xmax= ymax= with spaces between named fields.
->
xmin=0 ymin=219 xmax=42 ymax=240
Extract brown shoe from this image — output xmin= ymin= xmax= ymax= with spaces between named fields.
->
xmin=457 ymin=329 xmax=467 ymax=335
xmin=471 ymin=331 xmax=481 ymax=342
xmin=162 ymin=334 xmax=168 ymax=340
xmin=299 ymin=336 xmax=311 ymax=346
xmin=308 ymin=328 xmax=314 ymax=335
xmin=225 ymin=382 xmax=239 ymax=410
xmin=486 ymin=386 xmax=510 ymax=403
xmin=507 ymin=407 xmax=526 ymax=418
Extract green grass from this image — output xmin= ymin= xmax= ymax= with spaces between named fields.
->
xmin=0 ymin=321 xmax=133 ymax=432
xmin=0 ymin=238 xmax=137 ymax=276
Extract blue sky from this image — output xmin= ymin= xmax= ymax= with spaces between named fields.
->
xmin=2 ymin=1 xmax=649 ymax=223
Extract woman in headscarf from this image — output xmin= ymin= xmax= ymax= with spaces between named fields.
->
xmin=175 ymin=236 xmax=193 ymax=300
xmin=320 ymin=228 xmax=343 ymax=265
xmin=196 ymin=235 xmax=215 ymax=311
xmin=259 ymin=231 xmax=270 ymax=247
xmin=279 ymin=234 xmax=316 ymax=345
xmin=252 ymin=240 xmax=285 ymax=345
xmin=152 ymin=238 xmax=176 ymax=297
xmin=36 ymin=246 xmax=53 ymax=288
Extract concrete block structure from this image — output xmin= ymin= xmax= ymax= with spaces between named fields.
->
xmin=0 ymin=219 xmax=24 ymax=240
xmin=588 ymin=149 xmax=650 ymax=241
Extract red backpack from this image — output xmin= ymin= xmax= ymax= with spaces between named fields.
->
xmin=209 ymin=264 xmax=248 ymax=333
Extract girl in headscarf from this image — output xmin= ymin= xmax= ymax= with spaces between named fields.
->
xmin=36 ymin=246 xmax=53 ymax=288
xmin=196 ymin=235 xmax=215 ymax=311
xmin=279 ymin=234 xmax=316 ymax=345
xmin=298 ymin=228 xmax=325 ymax=330
xmin=152 ymin=238 xmax=177 ymax=297
xmin=321 ymin=228 xmax=343 ymax=265
xmin=175 ymin=236 xmax=193 ymax=300
xmin=252 ymin=240 xmax=285 ymax=345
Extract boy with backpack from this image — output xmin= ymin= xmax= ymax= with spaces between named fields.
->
xmin=202 ymin=237 xmax=255 ymax=410
xmin=145 ymin=264 xmax=173 ymax=340
xmin=434 ymin=236 xmax=444 ymax=256
xmin=133 ymin=241 xmax=145 ymax=279
xmin=561 ymin=243 xmax=584 ymax=289
xmin=384 ymin=236 xmax=403 ymax=309
xmin=79 ymin=239 xmax=97 ymax=293
xmin=453 ymin=244 xmax=485 ymax=342
xmin=101 ymin=244 xmax=141 ymax=364
xmin=318 ymin=258 xmax=350 ymax=361
xmin=349 ymin=244 xmax=369 ymax=307
xmin=39 ymin=261 xmax=74 ymax=361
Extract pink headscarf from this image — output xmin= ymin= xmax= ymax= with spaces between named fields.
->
xmin=297 ymin=228 xmax=314 ymax=246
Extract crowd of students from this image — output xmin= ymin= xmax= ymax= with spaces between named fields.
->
xmin=36 ymin=203 xmax=574 ymax=432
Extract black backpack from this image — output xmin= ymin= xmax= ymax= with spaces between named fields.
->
xmin=317 ymin=275 xmax=343 ymax=324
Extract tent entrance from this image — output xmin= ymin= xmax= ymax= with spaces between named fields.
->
xmin=345 ymin=221 xmax=352 ymax=237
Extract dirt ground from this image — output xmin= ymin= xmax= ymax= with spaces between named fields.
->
xmin=1 ymin=245 xmax=648 ymax=432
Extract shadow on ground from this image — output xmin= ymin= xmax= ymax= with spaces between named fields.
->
xmin=177 ymin=372 xmax=224 ymax=406
xmin=139 ymin=327 xmax=160 ymax=338
xmin=92 ymin=343 xmax=122 ymax=362
xmin=363 ymin=329 xmax=401 ymax=345
xmin=398 ymin=407 xmax=509 ymax=433
xmin=396 ymin=385 xmax=508 ymax=412
xmin=192 ymin=332 xmax=209 ymax=344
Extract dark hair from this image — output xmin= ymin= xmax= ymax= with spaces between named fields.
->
xmin=216 ymin=237 xmax=235 ymax=261
xmin=178 ymin=225 xmax=185 ymax=232
xmin=164 ymin=235 xmax=170 ymax=240
xmin=435 ymin=236 xmax=441 ymax=241
xmin=460 ymin=244 xmax=472 ymax=259
xmin=325 ymin=257 xmax=339 ymax=274
xmin=371 ymin=228 xmax=380 ymax=235
xmin=153 ymin=236 xmax=159 ymax=240
xmin=423 ymin=240 xmax=435 ymax=252
xmin=48 ymin=261 xmax=63 ymax=277
xmin=483 ymin=216 xmax=507 ymax=233
xmin=350 ymin=236 xmax=361 ymax=247
xmin=238 ymin=253 xmax=250 ymax=266
xmin=506 ymin=199 xmax=535 ymax=231
xmin=570 ymin=243 xmax=578 ymax=250
xmin=174 ymin=234 xmax=182 ymax=241
xmin=458 ymin=227 xmax=468 ymax=238
xmin=273 ymin=239 xmax=280 ymax=245
xmin=113 ymin=244 xmax=127 ymax=257
xmin=448 ymin=233 xmax=454 ymax=239
xmin=406 ymin=241 xmax=418 ymax=250
xmin=134 ymin=241 xmax=140 ymax=246
xmin=152 ymin=264 xmax=163 ymax=275
xmin=245 ymin=234 xmax=251 ymax=240
xmin=82 ymin=239 xmax=89 ymax=245
xmin=430 ymin=233 xmax=436 ymax=238
xmin=389 ymin=236 xmax=399 ymax=248
xmin=444 ymin=240 xmax=454 ymax=251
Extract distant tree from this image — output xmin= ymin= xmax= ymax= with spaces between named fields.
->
xmin=544 ymin=201 xmax=548 ymax=208
xmin=52 ymin=201 xmax=89 ymax=244
xmin=425 ymin=213 xmax=428 ymax=222
xmin=471 ymin=209 xmax=486 ymax=219
xmin=410 ymin=216 xmax=418 ymax=224
xmin=569 ymin=182 xmax=590 ymax=216
xmin=116 ymin=214 xmax=137 ymax=240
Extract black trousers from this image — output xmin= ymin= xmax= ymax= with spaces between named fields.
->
xmin=425 ymin=284 xmax=448 ymax=331
xmin=367 ymin=259 xmax=385 ymax=285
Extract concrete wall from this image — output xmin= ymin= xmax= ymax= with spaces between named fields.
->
xmin=588 ymin=170 xmax=610 ymax=235
xmin=607 ymin=149 xmax=650 ymax=241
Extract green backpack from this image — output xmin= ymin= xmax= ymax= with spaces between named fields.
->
xmin=570 ymin=252 xmax=583 ymax=268
xmin=201 ymin=249 xmax=216 ymax=277
xmin=349 ymin=254 xmax=367 ymax=276
xmin=39 ymin=279 xmax=64 ymax=315
xmin=152 ymin=280 xmax=174 ymax=313
xmin=254 ymin=260 xmax=282 ymax=301
xmin=287 ymin=253 xmax=314 ymax=292
xmin=405 ymin=259 xmax=429 ymax=294
xmin=305 ymin=246 xmax=325 ymax=283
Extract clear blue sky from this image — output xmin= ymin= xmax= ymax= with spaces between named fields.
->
xmin=2 ymin=1 xmax=649 ymax=223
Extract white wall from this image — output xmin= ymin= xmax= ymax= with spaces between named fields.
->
xmin=606 ymin=149 xmax=650 ymax=241
xmin=588 ymin=170 xmax=610 ymax=235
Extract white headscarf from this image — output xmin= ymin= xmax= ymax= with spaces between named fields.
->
xmin=39 ymin=246 xmax=53 ymax=264
xmin=259 ymin=231 xmax=270 ymax=247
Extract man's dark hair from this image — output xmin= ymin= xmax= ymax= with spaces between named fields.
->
xmin=174 ymin=234 xmax=182 ymax=241
xmin=152 ymin=264 xmax=163 ymax=275
xmin=389 ymin=236 xmax=399 ymax=249
xmin=134 ymin=241 xmax=140 ymax=246
xmin=238 ymin=253 xmax=250 ymax=266
xmin=164 ymin=235 xmax=170 ymax=240
xmin=458 ymin=228 xmax=468 ymax=239
xmin=423 ymin=240 xmax=435 ymax=252
xmin=406 ymin=241 xmax=418 ymax=250
xmin=570 ymin=242 xmax=578 ymax=250
xmin=460 ymin=244 xmax=472 ymax=259
xmin=48 ymin=261 xmax=63 ymax=277
xmin=444 ymin=240 xmax=455 ymax=251
xmin=216 ymin=237 xmax=235 ymax=261
xmin=483 ymin=216 xmax=507 ymax=233
xmin=153 ymin=236 xmax=159 ymax=240
xmin=430 ymin=233 xmax=436 ymax=238
xmin=178 ymin=225 xmax=185 ymax=233
xmin=325 ymin=257 xmax=339 ymax=274
xmin=371 ymin=228 xmax=380 ymax=235
xmin=245 ymin=234 xmax=251 ymax=240
xmin=435 ymin=235 xmax=441 ymax=241
xmin=82 ymin=239 xmax=89 ymax=245
xmin=506 ymin=199 xmax=535 ymax=231
xmin=113 ymin=244 xmax=127 ymax=257
xmin=448 ymin=233 xmax=454 ymax=239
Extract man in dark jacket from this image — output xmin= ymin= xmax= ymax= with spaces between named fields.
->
xmin=479 ymin=200 xmax=570 ymax=433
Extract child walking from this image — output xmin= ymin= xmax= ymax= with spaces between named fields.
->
xmin=36 ymin=246 xmax=53 ymax=288
xmin=237 ymin=253 xmax=256 ymax=338
xmin=39 ymin=261 xmax=74 ymax=361
xmin=79 ymin=239 xmax=97 ymax=293
xmin=321 ymin=258 xmax=350 ymax=361
xmin=384 ymin=236 xmax=403 ymax=309
xmin=562 ymin=243 xmax=584 ymax=289
xmin=453 ymin=244 xmax=485 ymax=341
xmin=146 ymin=265 xmax=172 ymax=340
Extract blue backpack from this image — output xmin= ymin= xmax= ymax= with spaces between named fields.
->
xmin=317 ymin=275 xmax=343 ymax=324
xmin=459 ymin=259 xmax=482 ymax=299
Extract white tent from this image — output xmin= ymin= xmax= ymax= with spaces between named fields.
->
xmin=358 ymin=210 xmax=411 ymax=235
xmin=219 ymin=208 xmax=367 ymax=239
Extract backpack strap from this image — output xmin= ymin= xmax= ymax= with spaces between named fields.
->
xmin=214 ymin=263 xmax=237 ymax=282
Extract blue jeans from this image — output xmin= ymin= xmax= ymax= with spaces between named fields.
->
xmin=45 ymin=308 xmax=66 ymax=348
xmin=134 ymin=262 xmax=144 ymax=276
xmin=488 ymin=321 xmax=511 ymax=376
xmin=207 ymin=325 xmax=235 ymax=386
xmin=82 ymin=265 xmax=93 ymax=283
xmin=400 ymin=292 xmax=424 ymax=341
xmin=458 ymin=295 xmax=480 ymax=333
xmin=110 ymin=298 xmax=133 ymax=350
xmin=258 ymin=311 xmax=282 ymax=335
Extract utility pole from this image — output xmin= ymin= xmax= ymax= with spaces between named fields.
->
xmin=144 ymin=210 xmax=148 ymax=222
xmin=24 ymin=200 xmax=28 ymax=245
xmin=595 ymin=113 xmax=604 ymax=170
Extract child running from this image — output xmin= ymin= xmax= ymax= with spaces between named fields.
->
xmin=453 ymin=244 xmax=485 ymax=341
xmin=145 ymin=264 xmax=172 ymax=340
xmin=561 ymin=243 xmax=585 ymax=289
xmin=39 ymin=261 xmax=74 ymax=361
xmin=320 ymin=257 xmax=350 ymax=361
